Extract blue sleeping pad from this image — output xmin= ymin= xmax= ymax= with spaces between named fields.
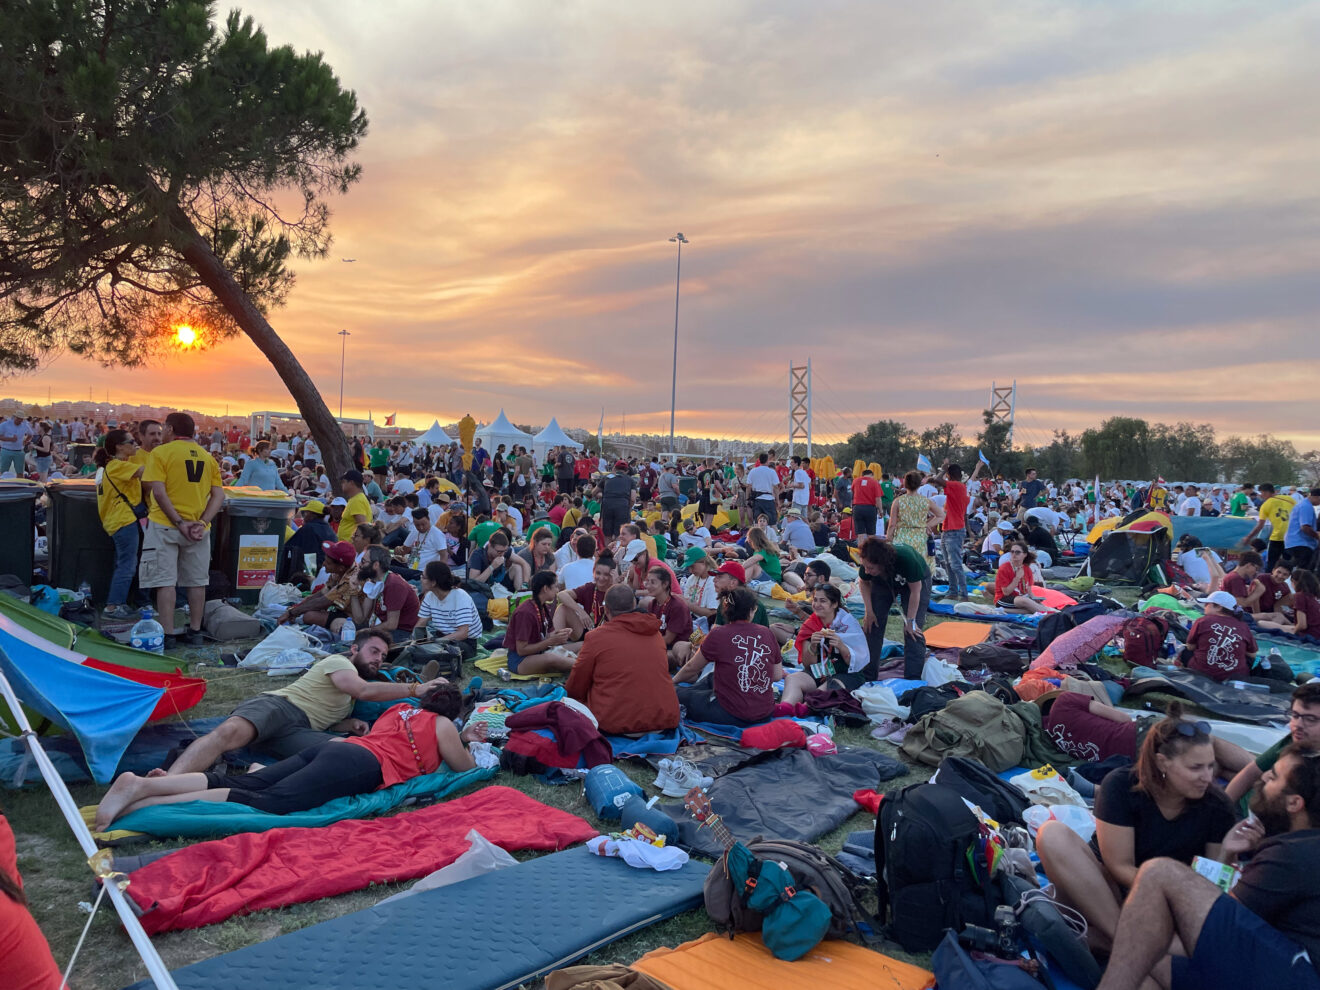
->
xmin=123 ymin=846 xmax=709 ymax=990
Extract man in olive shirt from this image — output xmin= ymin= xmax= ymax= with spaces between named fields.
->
xmin=140 ymin=413 xmax=224 ymax=645
xmin=162 ymin=628 xmax=446 ymax=775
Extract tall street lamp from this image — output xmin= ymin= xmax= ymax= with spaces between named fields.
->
xmin=667 ymin=233 xmax=688 ymax=457
xmin=337 ymin=328 xmax=351 ymax=419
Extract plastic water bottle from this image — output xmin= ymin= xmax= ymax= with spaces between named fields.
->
xmin=1263 ymin=648 xmax=1281 ymax=671
xmin=129 ymin=609 xmax=165 ymax=654
xmin=1164 ymin=632 xmax=1178 ymax=659
xmin=340 ymin=616 xmax=356 ymax=643
xmin=77 ymin=580 xmax=92 ymax=603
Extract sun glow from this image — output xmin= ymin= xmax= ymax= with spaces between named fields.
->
xmin=174 ymin=324 xmax=197 ymax=347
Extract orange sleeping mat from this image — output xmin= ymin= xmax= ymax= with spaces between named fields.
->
xmin=919 ymin=620 xmax=991 ymax=649
xmin=632 ymin=932 xmax=935 ymax=990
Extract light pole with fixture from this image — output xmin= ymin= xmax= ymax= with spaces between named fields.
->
xmin=337 ymin=329 xmax=351 ymax=419
xmin=667 ymin=233 xmax=688 ymax=457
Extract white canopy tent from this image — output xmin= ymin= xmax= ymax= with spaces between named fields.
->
xmin=412 ymin=420 xmax=453 ymax=446
xmin=474 ymin=409 xmax=534 ymax=454
xmin=532 ymin=417 xmax=583 ymax=462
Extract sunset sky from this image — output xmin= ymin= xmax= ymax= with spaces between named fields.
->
xmin=21 ymin=1 xmax=1320 ymax=450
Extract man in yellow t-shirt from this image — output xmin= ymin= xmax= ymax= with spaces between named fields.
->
xmin=338 ymin=469 xmax=373 ymax=542
xmin=1242 ymin=482 xmax=1296 ymax=571
xmin=140 ymin=412 xmax=224 ymax=645
xmin=129 ymin=419 xmax=163 ymax=467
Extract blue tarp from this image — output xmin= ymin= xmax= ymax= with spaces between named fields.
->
xmin=1171 ymin=515 xmax=1255 ymax=549
xmin=0 ymin=616 xmax=164 ymax=784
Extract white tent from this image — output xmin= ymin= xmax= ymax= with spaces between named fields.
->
xmin=413 ymin=420 xmax=453 ymax=446
xmin=474 ymin=409 xmax=534 ymax=454
xmin=532 ymin=417 xmax=583 ymax=462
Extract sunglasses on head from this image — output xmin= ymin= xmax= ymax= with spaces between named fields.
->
xmin=1173 ymin=720 xmax=1211 ymax=738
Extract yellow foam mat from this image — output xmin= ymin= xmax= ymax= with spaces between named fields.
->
xmin=472 ymin=650 xmax=564 ymax=681
xmin=633 ymin=932 xmax=934 ymax=990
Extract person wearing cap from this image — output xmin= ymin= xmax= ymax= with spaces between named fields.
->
xmin=981 ymin=516 xmax=1014 ymax=562
xmin=281 ymin=499 xmax=338 ymax=580
xmin=679 ymin=548 xmax=720 ymax=632
xmin=780 ymin=507 xmax=816 ymax=553
xmin=712 ymin=560 xmax=771 ymax=628
xmin=493 ymin=501 xmax=523 ymax=536
xmin=1176 ymin=590 xmax=1258 ymax=683
xmin=599 ymin=460 xmax=637 ymax=539
xmin=158 ymin=626 xmax=448 ymax=777
xmin=336 ymin=471 xmax=371 ymax=542
xmin=620 ymin=536 xmax=675 ymax=592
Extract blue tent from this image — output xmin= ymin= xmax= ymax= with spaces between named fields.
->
xmin=0 ymin=615 xmax=164 ymax=784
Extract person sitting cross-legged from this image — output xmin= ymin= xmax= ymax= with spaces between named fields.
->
xmin=672 ymin=587 xmax=781 ymax=726
xmin=565 ymin=585 xmax=681 ymax=735
xmin=1095 ymin=743 xmax=1320 ymax=990
xmin=503 ymin=570 xmax=577 ymax=676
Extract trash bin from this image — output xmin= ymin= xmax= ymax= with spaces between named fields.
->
xmin=0 ymin=479 xmax=42 ymax=585
xmin=678 ymin=476 xmax=697 ymax=498
xmin=46 ymin=479 xmax=117 ymax=602
xmin=214 ymin=488 xmax=297 ymax=604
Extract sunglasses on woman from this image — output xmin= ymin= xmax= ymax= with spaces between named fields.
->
xmin=1174 ymin=720 xmax=1211 ymax=738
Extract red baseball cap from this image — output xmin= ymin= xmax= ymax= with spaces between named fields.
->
xmin=716 ymin=560 xmax=746 ymax=583
xmin=615 ymin=460 xmax=629 ymax=470
xmin=322 ymin=541 xmax=356 ymax=567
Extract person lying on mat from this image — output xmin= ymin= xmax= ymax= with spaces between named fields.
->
xmin=1036 ymin=704 xmax=1237 ymax=957
xmin=564 ymin=584 xmax=680 ymax=735
xmin=994 ymin=542 xmax=1052 ymax=613
xmin=95 ymin=684 xmax=485 ymax=829
xmin=1095 ymin=744 xmax=1320 ymax=990
xmin=1040 ymin=690 xmax=1251 ymax=777
xmin=672 ymin=587 xmax=781 ymax=726
xmin=779 ymin=584 xmax=870 ymax=704
xmin=162 ymin=628 xmax=448 ymax=776
xmin=504 ymin=570 xmax=578 ymax=676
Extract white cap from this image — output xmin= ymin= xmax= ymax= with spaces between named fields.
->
xmin=1197 ymin=590 xmax=1237 ymax=609
xmin=622 ymin=539 xmax=648 ymax=563
xmin=329 ymin=496 xmax=348 ymax=507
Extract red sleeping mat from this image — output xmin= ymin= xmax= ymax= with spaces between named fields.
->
xmin=125 ymin=785 xmax=598 ymax=933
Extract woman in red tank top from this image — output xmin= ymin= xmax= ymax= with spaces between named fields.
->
xmin=94 ymin=685 xmax=487 ymax=829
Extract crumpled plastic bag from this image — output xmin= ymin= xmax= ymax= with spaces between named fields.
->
xmin=241 ymin=624 xmax=320 ymax=668
xmin=266 ymin=648 xmax=317 ymax=676
xmin=921 ymin=657 xmax=963 ymax=686
xmin=852 ymin=682 xmax=910 ymax=722
xmin=376 ymin=829 xmax=517 ymax=906
xmin=258 ymin=581 xmax=304 ymax=608
xmin=1023 ymin=804 xmax=1096 ymax=843
xmin=1010 ymin=766 xmax=1089 ymax=808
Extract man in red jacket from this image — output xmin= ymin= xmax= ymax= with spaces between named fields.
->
xmin=566 ymin=585 xmax=681 ymax=735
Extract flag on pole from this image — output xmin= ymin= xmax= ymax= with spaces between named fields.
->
xmin=916 ymin=453 xmax=932 ymax=474
xmin=978 ymin=449 xmax=990 ymax=467
xmin=385 ymin=413 xmax=396 ymax=427
xmin=1093 ymin=474 xmax=1101 ymax=526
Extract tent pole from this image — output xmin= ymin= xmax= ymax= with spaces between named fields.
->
xmin=0 ymin=664 xmax=180 ymax=990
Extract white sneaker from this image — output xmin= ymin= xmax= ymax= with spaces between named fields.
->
xmin=651 ymin=758 xmax=675 ymax=792
xmin=656 ymin=757 xmax=713 ymax=797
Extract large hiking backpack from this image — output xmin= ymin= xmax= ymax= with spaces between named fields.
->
xmin=900 ymin=692 xmax=1026 ymax=772
xmin=1034 ymin=600 xmax=1109 ymax=652
xmin=875 ymin=782 xmax=997 ymax=952
xmin=704 ymin=838 xmax=877 ymax=943
xmin=932 ymin=756 xmax=1030 ymax=825
xmin=1119 ymin=614 xmax=1168 ymax=667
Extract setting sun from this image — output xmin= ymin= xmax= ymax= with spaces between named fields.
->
xmin=173 ymin=324 xmax=197 ymax=347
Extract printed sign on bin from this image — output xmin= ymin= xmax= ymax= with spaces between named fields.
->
xmin=237 ymin=534 xmax=280 ymax=588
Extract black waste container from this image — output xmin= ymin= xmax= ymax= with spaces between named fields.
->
xmin=678 ymin=476 xmax=697 ymax=498
xmin=0 ymin=480 xmax=42 ymax=585
xmin=214 ymin=489 xmax=297 ymax=604
xmin=47 ymin=479 xmax=117 ymax=602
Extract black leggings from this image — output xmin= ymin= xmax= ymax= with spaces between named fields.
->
xmin=676 ymin=682 xmax=764 ymax=727
xmin=205 ymin=741 xmax=383 ymax=815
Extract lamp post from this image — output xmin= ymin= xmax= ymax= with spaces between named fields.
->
xmin=337 ymin=329 xmax=351 ymax=419
xmin=667 ymin=233 xmax=688 ymax=458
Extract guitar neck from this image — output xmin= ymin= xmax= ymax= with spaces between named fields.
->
xmin=704 ymin=813 xmax=737 ymax=852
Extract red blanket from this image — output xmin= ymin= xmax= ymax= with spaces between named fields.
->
xmin=125 ymin=785 xmax=597 ymax=933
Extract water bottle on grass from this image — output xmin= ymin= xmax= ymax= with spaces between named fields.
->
xmin=130 ymin=609 xmax=165 ymax=654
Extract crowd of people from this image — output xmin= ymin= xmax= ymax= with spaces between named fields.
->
xmin=7 ymin=415 xmax=1320 ymax=989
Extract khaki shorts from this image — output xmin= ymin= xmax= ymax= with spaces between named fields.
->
xmin=139 ymin=520 xmax=211 ymax=589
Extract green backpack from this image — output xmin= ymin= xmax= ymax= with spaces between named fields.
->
xmin=900 ymin=692 xmax=1026 ymax=772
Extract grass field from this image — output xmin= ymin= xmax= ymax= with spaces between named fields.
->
xmin=8 ymin=609 xmax=977 ymax=989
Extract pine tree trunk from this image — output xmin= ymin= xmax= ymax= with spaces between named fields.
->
xmin=170 ymin=209 xmax=353 ymax=485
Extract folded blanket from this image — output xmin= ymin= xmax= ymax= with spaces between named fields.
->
xmin=104 ymin=765 xmax=497 ymax=838
xmin=603 ymin=726 xmax=702 ymax=757
xmin=122 ymin=786 xmax=597 ymax=933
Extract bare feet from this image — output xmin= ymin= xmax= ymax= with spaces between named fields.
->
xmin=94 ymin=772 xmax=145 ymax=831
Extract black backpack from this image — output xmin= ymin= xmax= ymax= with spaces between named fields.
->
xmin=875 ymin=782 xmax=997 ymax=952
xmin=1034 ymin=600 xmax=1109 ymax=652
xmin=898 ymin=683 xmax=969 ymax=723
xmin=958 ymin=643 xmax=1027 ymax=675
xmin=932 ymin=756 xmax=1030 ymax=825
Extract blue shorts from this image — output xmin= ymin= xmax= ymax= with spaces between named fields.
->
xmin=1172 ymin=895 xmax=1320 ymax=990
xmin=506 ymin=649 xmax=525 ymax=673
